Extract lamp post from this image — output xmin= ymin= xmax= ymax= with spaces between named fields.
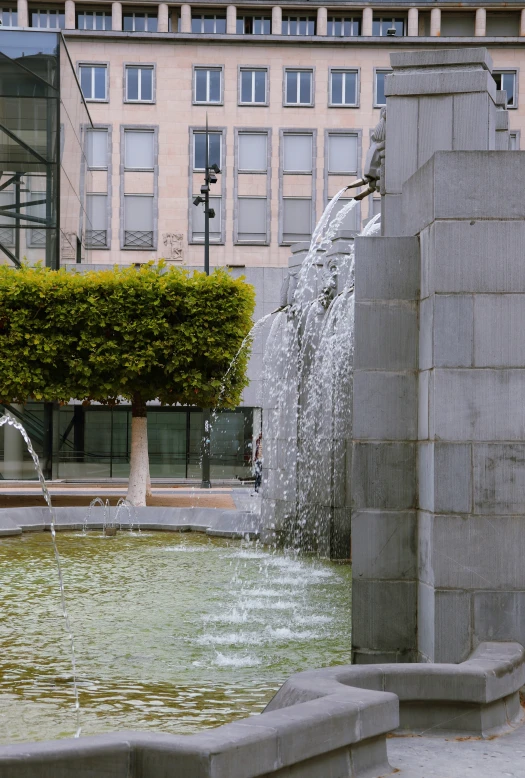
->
xmin=193 ymin=115 xmax=221 ymax=489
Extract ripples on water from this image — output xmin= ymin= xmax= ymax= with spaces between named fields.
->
xmin=0 ymin=532 xmax=351 ymax=744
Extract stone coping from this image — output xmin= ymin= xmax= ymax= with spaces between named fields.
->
xmin=0 ymin=506 xmax=262 ymax=540
xmin=0 ymin=642 xmax=523 ymax=777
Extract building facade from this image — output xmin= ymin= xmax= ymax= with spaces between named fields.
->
xmin=0 ymin=9 xmax=524 ymax=479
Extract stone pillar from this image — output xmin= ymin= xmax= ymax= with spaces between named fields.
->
xmin=475 ymin=7 xmax=486 ymax=36
xmin=272 ymin=6 xmax=282 ymax=35
xmin=430 ymin=7 xmax=441 ymax=36
xmin=353 ymin=48 xmax=505 ymax=664
xmin=64 ymin=0 xmax=75 ymax=28
xmin=111 ymin=1 xmax=122 ymax=30
xmin=226 ymin=5 xmax=236 ymax=33
xmin=520 ymin=9 xmax=525 ymax=35
xmin=157 ymin=2 xmax=169 ymax=31
xmin=407 ymin=7 xmax=418 ymax=36
xmin=362 ymin=7 xmax=373 ymax=36
xmin=180 ymin=3 xmax=191 ymax=32
xmin=317 ymin=6 xmax=327 ymax=35
xmin=3 ymin=407 xmax=24 ymax=480
xmin=383 ymin=48 xmax=498 ymax=236
xmin=17 ymin=0 xmax=28 ymax=26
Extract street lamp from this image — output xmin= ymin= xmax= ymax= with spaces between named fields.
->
xmin=193 ymin=115 xmax=221 ymax=488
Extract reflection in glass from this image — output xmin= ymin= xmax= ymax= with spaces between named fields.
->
xmin=193 ymin=132 xmax=221 ymax=170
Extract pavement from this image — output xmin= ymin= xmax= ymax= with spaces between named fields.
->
xmin=0 ymin=483 xmax=261 ymax=511
xmin=386 ymin=724 xmax=525 ymax=777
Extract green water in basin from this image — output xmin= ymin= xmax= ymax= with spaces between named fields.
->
xmin=0 ymin=531 xmax=351 ymax=744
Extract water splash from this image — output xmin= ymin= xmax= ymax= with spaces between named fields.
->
xmin=0 ymin=414 xmax=81 ymax=737
xmin=261 ymin=203 xmax=381 ymax=556
xmin=83 ymin=497 xmax=106 ymax=534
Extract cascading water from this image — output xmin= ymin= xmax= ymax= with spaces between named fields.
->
xmin=0 ymin=414 xmax=82 ymax=737
xmin=261 ymin=199 xmax=381 ymax=558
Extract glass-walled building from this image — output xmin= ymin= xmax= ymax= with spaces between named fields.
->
xmin=0 ymin=29 xmax=93 ymax=268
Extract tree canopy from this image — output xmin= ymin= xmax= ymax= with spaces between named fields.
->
xmin=0 ymin=263 xmax=255 ymax=413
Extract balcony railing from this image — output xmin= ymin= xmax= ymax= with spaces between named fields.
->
xmin=86 ymin=229 xmax=107 ymax=247
xmin=124 ymin=230 xmax=154 ymax=248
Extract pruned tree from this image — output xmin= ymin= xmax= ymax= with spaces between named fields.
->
xmin=0 ymin=263 xmax=255 ymax=505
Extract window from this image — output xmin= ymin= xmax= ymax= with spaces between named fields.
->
xmin=194 ymin=67 xmax=222 ymax=104
xmin=238 ymin=133 xmax=267 ymax=172
xmin=374 ymin=69 xmax=392 ymax=107
xmin=123 ymin=11 xmax=157 ymax=31
xmin=124 ymin=195 xmax=154 ymax=247
xmin=327 ymin=17 xmax=360 ymax=36
xmin=86 ymin=194 xmax=108 ymax=247
xmin=236 ymin=16 xmax=270 ymax=34
xmin=330 ymin=69 xmax=358 ymax=107
xmin=77 ymin=10 xmax=111 ymax=29
xmin=193 ymin=132 xmax=222 ymax=170
xmin=124 ymin=130 xmax=154 ymax=170
xmin=282 ymin=16 xmax=315 ymax=35
xmin=372 ymin=17 xmax=405 ymax=36
xmin=31 ymin=9 xmax=65 ymax=28
xmin=509 ymin=131 xmax=520 ymax=150
xmin=284 ymin=69 xmax=313 ymax=106
xmin=79 ymin=64 xmax=107 ymax=101
xmin=192 ymin=195 xmax=221 ymax=242
xmin=238 ymin=198 xmax=267 ymax=242
xmin=191 ymin=13 xmax=226 ymax=33
xmin=125 ymin=65 xmax=154 ymax=102
xmin=239 ymin=68 xmax=267 ymax=105
xmin=283 ymin=133 xmax=313 ymax=173
xmin=327 ymin=133 xmax=358 ymax=174
xmin=85 ymin=128 xmax=108 ymax=168
xmin=493 ymin=71 xmax=517 ymax=108
xmin=0 ymin=8 xmax=17 ymax=26
xmin=283 ymin=198 xmax=311 ymax=242
xmin=0 ymin=192 xmax=15 ymax=247
xmin=27 ymin=194 xmax=47 ymax=247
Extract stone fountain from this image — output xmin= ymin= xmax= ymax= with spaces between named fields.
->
xmin=1 ymin=47 xmax=525 ymax=778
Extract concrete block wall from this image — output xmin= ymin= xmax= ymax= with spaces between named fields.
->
xmin=353 ymin=47 xmax=525 ymax=664
xmin=351 ymin=236 xmax=420 ymax=662
xmin=412 ymin=151 xmax=525 ymax=662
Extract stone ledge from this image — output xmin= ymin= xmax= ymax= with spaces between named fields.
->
xmin=267 ymin=641 xmax=525 ymax=738
xmin=0 ymin=507 xmax=262 ymax=540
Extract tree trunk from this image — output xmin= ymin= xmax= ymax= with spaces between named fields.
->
xmin=126 ymin=399 xmax=150 ymax=507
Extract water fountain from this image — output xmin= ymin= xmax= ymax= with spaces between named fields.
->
xmin=1 ymin=46 xmax=525 ymax=778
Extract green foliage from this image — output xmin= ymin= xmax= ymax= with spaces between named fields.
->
xmin=0 ymin=263 xmax=255 ymax=412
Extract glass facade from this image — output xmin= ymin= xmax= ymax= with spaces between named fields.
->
xmin=0 ymin=405 xmax=254 ymax=481
xmin=0 ymin=29 xmax=93 ymax=268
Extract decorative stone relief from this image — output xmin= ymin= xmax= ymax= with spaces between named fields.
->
xmin=163 ymin=233 xmax=184 ymax=263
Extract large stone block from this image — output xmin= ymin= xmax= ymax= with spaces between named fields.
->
xmin=352 ymin=442 xmax=417 ymax=510
xmin=430 ymin=515 xmax=525 ymax=590
xmin=474 ymin=295 xmax=525 ymax=367
xmin=403 ymin=152 xmax=525 ymax=237
xmin=386 ymin=70 xmax=496 ymax=101
xmin=473 ymin=591 xmax=525 ymax=647
xmin=473 ymin=444 xmax=525 ymax=515
xmin=431 ymin=368 xmax=525 ymax=441
xmin=417 ymin=95 xmax=453 ymax=168
xmin=452 ymin=92 xmax=493 ymax=151
xmin=430 ymin=221 xmax=525 ymax=294
xmin=354 ymin=301 xmax=418 ymax=370
xmin=433 ymin=294 xmax=474 ymax=368
xmin=418 ymin=371 xmax=430 ymax=440
xmin=352 ymin=580 xmax=417 ymax=653
xmin=418 ymin=511 xmax=434 ymax=587
xmin=390 ymin=47 xmax=493 ymax=72
xmin=354 ymin=236 xmax=420 ymax=301
xmin=353 ymin=372 xmax=418 ymax=441
xmin=419 ymin=297 xmax=433 ymax=371
xmin=352 ymin=510 xmax=417 ymax=580
xmin=384 ymin=97 xmax=418 ymax=194
xmin=418 ymin=443 xmax=472 ymax=514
